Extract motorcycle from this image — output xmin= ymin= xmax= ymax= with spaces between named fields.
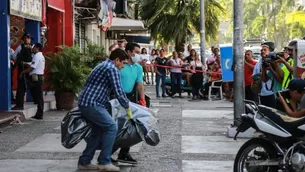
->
xmin=164 ymin=76 xmax=192 ymax=96
xmin=234 ymin=100 xmax=305 ymax=172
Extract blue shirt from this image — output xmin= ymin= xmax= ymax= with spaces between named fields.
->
xmin=78 ymin=59 xmax=129 ymax=109
xmin=267 ymin=63 xmax=284 ymax=98
xmin=120 ymin=63 xmax=143 ymax=93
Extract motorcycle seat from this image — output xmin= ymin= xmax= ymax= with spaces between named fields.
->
xmin=258 ymin=105 xmax=305 ymax=135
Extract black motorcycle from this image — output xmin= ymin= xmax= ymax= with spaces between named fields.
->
xmin=234 ymin=100 xmax=305 ymax=172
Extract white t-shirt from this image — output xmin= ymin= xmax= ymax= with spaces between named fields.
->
xmin=190 ymin=60 xmax=203 ymax=67
xmin=170 ymin=58 xmax=182 ymax=73
xmin=30 ymin=52 xmax=45 ymax=75
xmin=184 ymin=51 xmax=190 ymax=58
xmin=140 ymin=54 xmax=150 ymax=63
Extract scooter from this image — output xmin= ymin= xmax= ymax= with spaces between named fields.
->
xmin=234 ymin=100 xmax=305 ymax=172
xmin=164 ymin=76 xmax=192 ymax=96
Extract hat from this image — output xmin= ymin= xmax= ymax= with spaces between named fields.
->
xmin=261 ymin=41 xmax=275 ymax=51
xmin=288 ymin=79 xmax=305 ymax=91
xmin=117 ymin=39 xmax=126 ymax=43
xmin=21 ymin=33 xmax=32 ymax=39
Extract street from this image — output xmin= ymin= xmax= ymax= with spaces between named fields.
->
xmin=0 ymin=85 xmax=246 ymax=172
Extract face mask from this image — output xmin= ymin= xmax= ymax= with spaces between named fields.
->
xmin=132 ymin=54 xmax=141 ymax=63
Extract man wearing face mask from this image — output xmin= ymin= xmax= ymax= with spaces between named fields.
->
xmin=111 ymin=42 xmax=146 ymax=165
xmin=77 ymin=48 xmax=131 ymax=171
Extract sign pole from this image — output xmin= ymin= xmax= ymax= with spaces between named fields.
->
xmin=200 ymin=0 xmax=206 ymax=65
xmin=232 ymin=0 xmax=244 ymax=126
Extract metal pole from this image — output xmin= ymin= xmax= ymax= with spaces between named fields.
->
xmin=200 ymin=0 xmax=205 ymax=65
xmin=233 ymin=0 xmax=244 ymax=126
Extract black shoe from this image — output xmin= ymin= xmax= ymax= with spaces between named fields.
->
xmin=162 ymin=95 xmax=167 ymax=98
xmin=12 ymin=106 xmax=24 ymax=110
xmin=118 ymin=153 xmax=138 ymax=164
xmin=31 ymin=116 xmax=43 ymax=120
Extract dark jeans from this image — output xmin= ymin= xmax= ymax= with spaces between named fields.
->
xmin=260 ymin=95 xmax=276 ymax=108
xmin=156 ymin=72 xmax=166 ymax=97
xmin=170 ymin=72 xmax=182 ymax=96
xmin=245 ymin=85 xmax=258 ymax=102
xmin=15 ymin=65 xmax=27 ymax=107
xmin=191 ymin=72 xmax=203 ymax=97
xmin=78 ymin=105 xmax=117 ymax=166
xmin=111 ymin=92 xmax=137 ymax=156
xmin=29 ymin=75 xmax=44 ymax=117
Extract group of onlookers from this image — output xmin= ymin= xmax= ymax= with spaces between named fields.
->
xmin=244 ymin=41 xmax=305 ymax=118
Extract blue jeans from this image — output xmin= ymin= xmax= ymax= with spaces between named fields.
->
xmin=156 ymin=72 xmax=166 ymax=97
xmin=171 ymin=72 xmax=182 ymax=95
xmin=78 ymin=105 xmax=118 ymax=166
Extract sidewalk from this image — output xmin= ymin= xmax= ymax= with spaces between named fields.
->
xmin=0 ymin=86 xmax=246 ymax=172
xmin=0 ymin=92 xmax=57 ymax=125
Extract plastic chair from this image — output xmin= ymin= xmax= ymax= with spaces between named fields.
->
xmin=208 ymin=80 xmax=223 ymax=100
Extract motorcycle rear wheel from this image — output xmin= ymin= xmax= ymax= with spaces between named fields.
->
xmin=234 ymin=138 xmax=279 ymax=172
xmin=165 ymin=87 xmax=174 ymax=96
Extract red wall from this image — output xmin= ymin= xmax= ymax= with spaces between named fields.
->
xmin=43 ymin=8 xmax=64 ymax=53
xmin=64 ymin=0 xmax=73 ymax=47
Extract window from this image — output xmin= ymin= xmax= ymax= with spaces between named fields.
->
xmin=97 ymin=36 xmax=100 ymax=46
xmin=93 ymin=29 xmax=97 ymax=44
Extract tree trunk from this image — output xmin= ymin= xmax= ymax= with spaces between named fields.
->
xmin=175 ymin=38 xmax=185 ymax=52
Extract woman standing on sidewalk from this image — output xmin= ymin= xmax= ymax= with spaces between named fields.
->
xmin=140 ymin=48 xmax=150 ymax=84
xmin=154 ymin=49 xmax=168 ymax=98
xmin=149 ymin=49 xmax=156 ymax=85
xmin=190 ymin=54 xmax=204 ymax=100
xmin=169 ymin=51 xmax=183 ymax=98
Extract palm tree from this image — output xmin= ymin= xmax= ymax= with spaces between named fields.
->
xmin=139 ymin=0 xmax=225 ymax=52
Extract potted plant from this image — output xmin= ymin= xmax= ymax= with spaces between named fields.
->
xmin=84 ymin=40 xmax=107 ymax=68
xmin=46 ymin=46 xmax=91 ymax=110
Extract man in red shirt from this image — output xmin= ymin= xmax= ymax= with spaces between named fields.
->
xmin=244 ymin=50 xmax=257 ymax=101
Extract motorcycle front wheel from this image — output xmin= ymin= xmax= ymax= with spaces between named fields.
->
xmin=165 ymin=86 xmax=174 ymax=96
xmin=234 ymin=138 xmax=279 ymax=172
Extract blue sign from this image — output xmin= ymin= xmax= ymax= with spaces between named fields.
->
xmin=220 ymin=46 xmax=233 ymax=82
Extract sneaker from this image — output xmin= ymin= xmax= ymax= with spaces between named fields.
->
xmin=118 ymin=153 xmax=138 ymax=164
xmin=98 ymin=164 xmax=120 ymax=171
xmin=31 ymin=116 xmax=43 ymax=120
xmin=78 ymin=163 xmax=99 ymax=170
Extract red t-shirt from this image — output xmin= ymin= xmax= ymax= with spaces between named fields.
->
xmin=244 ymin=60 xmax=257 ymax=86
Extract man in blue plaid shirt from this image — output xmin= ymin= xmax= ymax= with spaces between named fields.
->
xmin=77 ymin=48 xmax=132 ymax=171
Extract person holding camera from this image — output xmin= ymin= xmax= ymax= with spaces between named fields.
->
xmin=274 ymin=46 xmax=294 ymax=89
xmin=278 ymin=79 xmax=305 ymax=118
xmin=261 ymin=52 xmax=283 ymax=98
xmin=253 ymin=42 xmax=277 ymax=108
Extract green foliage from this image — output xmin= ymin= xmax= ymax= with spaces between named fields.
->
xmin=217 ymin=0 xmax=305 ymax=48
xmin=85 ymin=42 xmax=107 ymax=69
xmin=139 ymin=0 xmax=225 ymax=48
xmin=45 ymin=46 xmax=92 ymax=93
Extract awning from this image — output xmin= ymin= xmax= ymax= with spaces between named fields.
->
xmin=48 ymin=0 xmax=65 ymax=12
xmin=109 ymin=18 xmax=146 ymax=31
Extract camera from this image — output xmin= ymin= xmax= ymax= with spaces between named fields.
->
xmin=267 ymin=52 xmax=284 ymax=61
xmin=262 ymin=58 xmax=272 ymax=67
xmin=276 ymin=89 xmax=291 ymax=99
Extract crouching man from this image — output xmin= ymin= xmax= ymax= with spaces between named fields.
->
xmin=278 ymin=78 xmax=305 ymax=118
xmin=77 ymin=48 xmax=132 ymax=171
xmin=111 ymin=42 xmax=146 ymax=165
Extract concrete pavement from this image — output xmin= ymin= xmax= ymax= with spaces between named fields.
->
xmin=0 ymin=85 xmax=247 ymax=172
